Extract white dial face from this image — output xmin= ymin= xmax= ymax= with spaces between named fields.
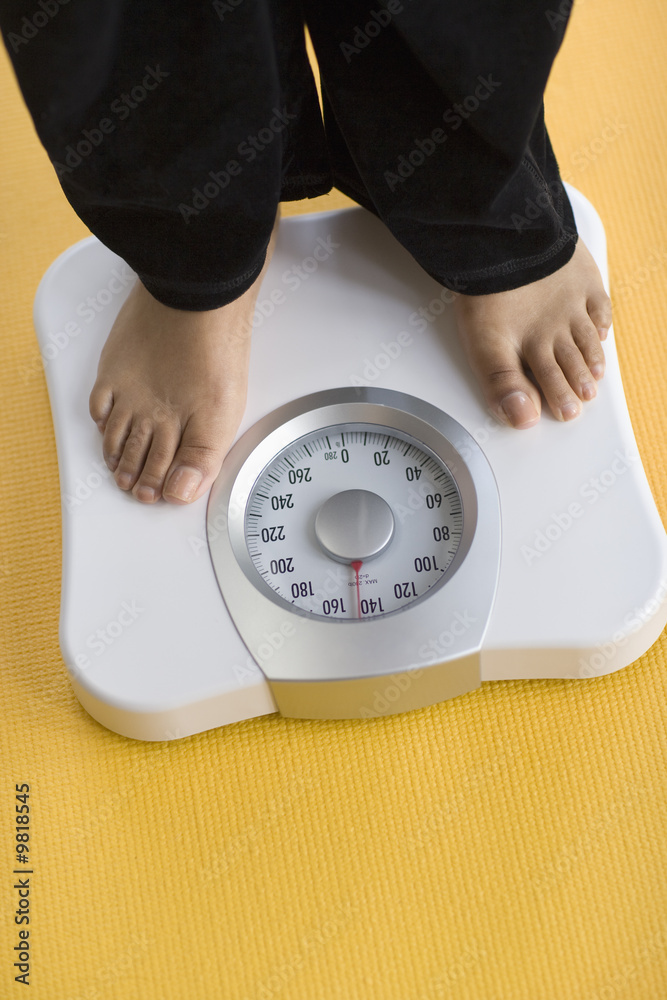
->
xmin=244 ymin=423 xmax=464 ymax=620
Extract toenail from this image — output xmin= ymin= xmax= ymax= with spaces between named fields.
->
xmin=499 ymin=391 xmax=539 ymax=429
xmin=116 ymin=471 xmax=133 ymax=489
xmin=590 ymin=363 xmax=604 ymax=379
xmin=581 ymin=382 xmax=596 ymax=400
xmin=164 ymin=466 xmax=203 ymax=503
xmin=106 ymin=455 xmax=119 ymax=471
xmin=561 ymin=401 xmax=580 ymax=420
xmin=597 ymin=327 xmax=609 ymax=340
xmin=135 ymin=485 xmax=157 ymax=503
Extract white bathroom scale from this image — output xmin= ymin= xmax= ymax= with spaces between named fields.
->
xmin=34 ymin=185 xmax=667 ymax=740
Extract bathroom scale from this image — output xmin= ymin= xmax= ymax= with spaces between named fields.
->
xmin=34 ymin=185 xmax=667 ymax=740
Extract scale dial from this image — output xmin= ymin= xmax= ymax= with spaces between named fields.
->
xmin=245 ymin=424 xmax=464 ymax=620
xmin=207 ymin=388 xmax=501 ymax=720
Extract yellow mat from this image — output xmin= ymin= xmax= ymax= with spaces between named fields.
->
xmin=2 ymin=2 xmax=667 ymax=996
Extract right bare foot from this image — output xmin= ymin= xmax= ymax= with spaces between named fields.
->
xmin=89 ymin=221 xmax=278 ymax=505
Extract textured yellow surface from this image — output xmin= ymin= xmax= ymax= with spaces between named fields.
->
xmin=2 ymin=2 xmax=667 ymax=997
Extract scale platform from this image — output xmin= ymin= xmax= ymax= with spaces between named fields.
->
xmin=34 ymin=186 xmax=667 ymax=740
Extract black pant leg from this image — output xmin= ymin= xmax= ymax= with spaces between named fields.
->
xmin=1 ymin=0 xmax=331 ymax=309
xmin=305 ymin=0 xmax=577 ymax=295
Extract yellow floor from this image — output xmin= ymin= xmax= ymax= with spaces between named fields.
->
xmin=1 ymin=3 xmax=667 ymax=997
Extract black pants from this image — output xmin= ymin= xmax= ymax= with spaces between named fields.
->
xmin=1 ymin=0 xmax=577 ymax=309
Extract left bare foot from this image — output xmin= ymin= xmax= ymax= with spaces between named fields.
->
xmin=453 ymin=239 xmax=612 ymax=428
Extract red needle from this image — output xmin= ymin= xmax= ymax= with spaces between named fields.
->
xmin=351 ymin=560 xmax=363 ymax=618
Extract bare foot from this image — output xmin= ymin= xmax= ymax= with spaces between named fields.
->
xmin=453 ymin=239 xmax=612 ymax=428
xmin=89 ymin=218 xmax=278 ymax=504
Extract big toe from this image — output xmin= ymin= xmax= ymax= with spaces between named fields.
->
xmin=465 ymin=333 xmax=542 ymax=429
xmin=162 ymin=409 xmax=236 ymax=505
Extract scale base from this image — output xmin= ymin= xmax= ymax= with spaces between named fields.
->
xmin=33 ymin=186 xmax=667 ymax=739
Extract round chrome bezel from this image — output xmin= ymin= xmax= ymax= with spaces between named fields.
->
xmin=220 ymin=393 xmax=479 ymax=621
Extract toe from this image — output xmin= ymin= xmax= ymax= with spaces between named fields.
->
xmin=553 ymin=335 xmax=598 ymax=403
xmin=89 ymin=381 xmax=114 ymax=431
xmin=114 ymin=418 xmax=153 ymax=491
xmin=132 ymin=423 xmax=181 ymax=503
xmin=465 ymin=332 xmax=542 ymax=429
xmin=102 ymin=407 xmax=132 ymax=472
xmin=572 ymin=316 xmax=606 ymax=381
xmin=162 ymin=411 xmax=231 ymax=504
xmin=587 ymin=287 xmax=612 ymax=340
xmin=524 ymin=336 xmax=583 ymax=422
